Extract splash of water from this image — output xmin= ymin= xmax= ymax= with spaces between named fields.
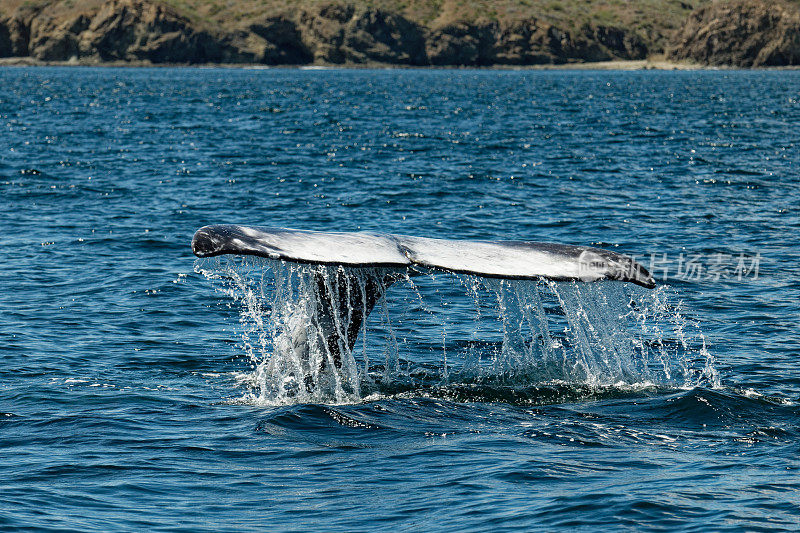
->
xmin=196 ymin=257 xmax=718 ymax=405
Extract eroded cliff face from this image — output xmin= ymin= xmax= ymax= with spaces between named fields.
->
xmin=668 ymin=0 xmax=800 ymax=66
xmin=0 ymin=0 xmax=245 ymax=62
xmin=0 ymin=8 xmax=33 ymax=57
xmin=0 ymin=0 xmax=650 ymax=65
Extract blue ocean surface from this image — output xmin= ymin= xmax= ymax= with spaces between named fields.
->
xmin=1 ymin=67 xmax=799 ymax=531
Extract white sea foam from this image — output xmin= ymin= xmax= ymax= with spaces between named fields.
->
xmin=197 ymin=256 xmax=718 ymax=405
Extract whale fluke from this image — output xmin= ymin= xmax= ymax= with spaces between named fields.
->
xmin=193 ymin=225 xmax=655 ymax=375
xmin=191 ymin=225 xmax=655 ymax=288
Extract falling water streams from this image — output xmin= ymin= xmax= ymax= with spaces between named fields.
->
xmin=197 ymin=257 xmax=718 ymax=405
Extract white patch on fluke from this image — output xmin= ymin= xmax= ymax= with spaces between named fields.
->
xmin=191 ymin=225 xmax=654 ymax=287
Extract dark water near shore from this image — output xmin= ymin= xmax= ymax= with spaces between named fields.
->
xmin=2 ymin=67 xmax=799 ymax=531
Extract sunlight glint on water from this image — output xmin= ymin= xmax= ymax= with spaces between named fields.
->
xmin=196 ymin=256 xmax=718 ymax=404
xmin=4 ymin=68 xmax=799 ymax=530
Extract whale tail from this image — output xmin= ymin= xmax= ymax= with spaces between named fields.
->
xmin=192 ymin=225 xmax=655 ymax=288
xmin=192 ymin=225 xmax=655 ymax=371
xmin=309 ymin=268 xmax=403 ymax=370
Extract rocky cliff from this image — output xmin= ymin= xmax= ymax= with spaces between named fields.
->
xmin=0 ymin=0 xmax=651 ymax=65
xmin=668 ymin=0 xmax=800 ymax=67
xmin=4 ymin=0 xmax=800 ymax=67
xmin=0 ymin=1 xmax=241 ymax=63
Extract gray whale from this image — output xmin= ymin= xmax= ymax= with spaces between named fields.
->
xmin=192 ymin=225 xmax=655 ymax=288
xmin=192 ymin=225 xmax=655 ymax=375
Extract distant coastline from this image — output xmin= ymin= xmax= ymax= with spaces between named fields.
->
xmin=2 ymin=0 xmax=800 ymax=69
xmin=6 ymin=57 xmax=800 ymax=71
xmin=0 ymin=57 xmax=709 ymax=70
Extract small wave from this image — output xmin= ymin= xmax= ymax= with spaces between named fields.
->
xmin=369 ymin=380 xmax=666 ymax=406
xmin=636 ymin=387 xmax=798 ymax=429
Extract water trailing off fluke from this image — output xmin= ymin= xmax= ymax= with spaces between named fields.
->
xmin=192 ymin=225 xmax=655 ymax=369
xmin=190 ymin=225 xmax=711 ymax=405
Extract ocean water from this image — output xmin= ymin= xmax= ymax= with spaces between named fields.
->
xmin=1 ymin=67 xmax=799 ymax=531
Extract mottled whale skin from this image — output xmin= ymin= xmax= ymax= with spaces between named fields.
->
xmin=191 ymin=224 xmax=655 ymax=288
xmin=192 ymin=225 xmax=655 ymax=374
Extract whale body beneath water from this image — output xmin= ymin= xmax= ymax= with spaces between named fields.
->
xmin=192 ymin=225 xmax=655 ymax=376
